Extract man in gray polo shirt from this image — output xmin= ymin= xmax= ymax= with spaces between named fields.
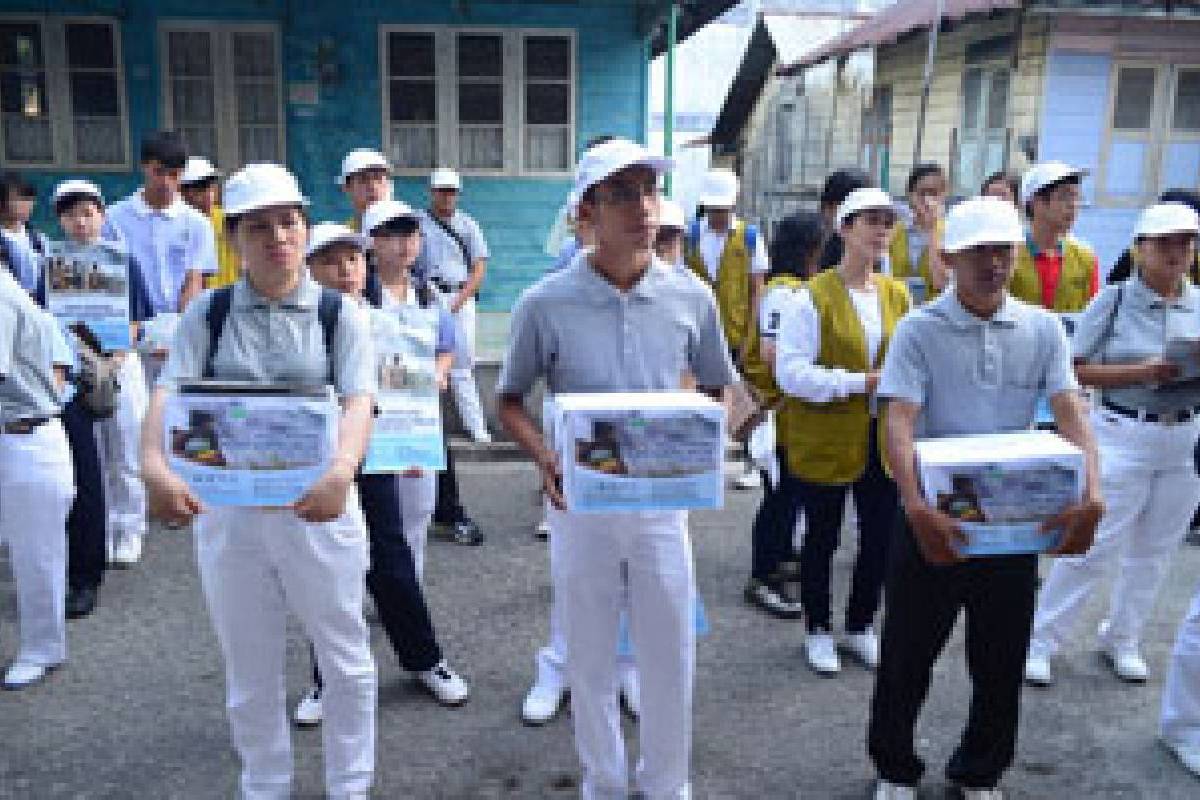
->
xmin=416 ymin=168 xmax=491 ymax=442
xmin=867 ymin=198 xmax=1104 ymax=800
xmin=497 ymin=138 xmax=734 ymax=800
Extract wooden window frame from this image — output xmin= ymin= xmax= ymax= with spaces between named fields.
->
xmin=0 ymin=14 xmax=131 ymax=171
xmin=380 ymin=24 xmax=576 ymax=178
xmin=158 ymin=20 xmax=286 ymax=173
xmin=1097 ymin=61 xmax=1170 ymax=208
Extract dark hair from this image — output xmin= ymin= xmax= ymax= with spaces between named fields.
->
xmin=140 ymin=131 xmax=188 ymax=169
xmin=769 ymin=211 xmax=826 ymax=280
xmin=1160 ymin=188 xmax=1200 ymax=216
xmin=181 ymin=175 xmax=219 ymax=191
xmin=583 ymin=135 xmax=616 ymax=151
xmin=54 ymin=193 xmax=103 ymax=218
xmin=981 ymin=171 xmax=1019 ymax=198
xmin=371 ymin=216 xmax=420 ymax=237
xmin=906 ymin=163 xmax=946 ymax=195
xmin=820 ymin=168 xmax=870 ymax=208
xmin=0 ymin=171 xmax=36 ymax=207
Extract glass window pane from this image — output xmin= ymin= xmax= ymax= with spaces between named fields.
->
xmin=168 ymin=31 xmax=212 ymax=77
xmin=236 ymin=82 xmax=278 ymax=125
xmin=1174 ymin=70 xmax=1200 ymax=132
xmin=0 ymin=23 xmax=42 ymax=68
xmin=457 ymin=35 xmax=502 ymax=78
xmin=179 ymin=125 xmax=218 ymax=163
xmin=459 ymin=82 xmax=502 ymax=124
xmin=71 ymin=73 xmax=120 ymax=116
xmin=3 ymin=114 xmax=52 ymax=161
xmin=172 ymin=79 xmax=215 ymax=124
xmin=239 ymin=126 xmax=279 ymax=163
xmin=987 ymin=69 xmax=1009 ymax=130
xmin=525 ymin=83 xmax=568 ymax=125
xmin=460 ymin=126 xmax=502 ymax=169
xmin=232 ymin=32 xmax=275 ymax=78
xmin=961 ymin=68 xmax=982 ymax=132
xmin=66 ymin=23 xmax=114 ymax=70
xmin=525 ymin=126 xmax=569 ymax=171
xmin=388 ymin=33 xmax=436 ymax=77
xmin=1 ymin=72 xmax=47 ymax=116
xmin=1113 ymin=67 xmax=1156 ymax=130
xmin=74 ymin=117 xmax=123 ymax=164
xmin=389 ymin=80 xmax=436 ymax=123
xmin=391 ymin=125 xmax=436 ymax=169
xmin=525 ymin=37 xmax=570 ymax=80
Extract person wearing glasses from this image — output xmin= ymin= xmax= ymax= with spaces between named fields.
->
xmin=1010 ymin=162 xmax=1100 ymax=312
xmin=498 ymin=138 xmax=735 ymax=799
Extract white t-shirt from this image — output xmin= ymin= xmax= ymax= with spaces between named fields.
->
xmin=758 ymin=282 xmax=803 ymax=338
xmin=697 ymin=218 xmax=769 ymax=282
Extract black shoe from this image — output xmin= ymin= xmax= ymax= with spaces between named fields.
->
xmin=743 ymin=579 xmax=803 ymax=619
xmin=450 ymin=517 xmax=485 ymax=546
xmin=66 ymin=585 xmax=98 ymax=620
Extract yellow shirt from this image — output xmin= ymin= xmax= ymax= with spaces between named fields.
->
xmin=205 ymin=204 xmax=241 ymax=289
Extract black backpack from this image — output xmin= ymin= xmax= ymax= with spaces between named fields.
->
xmin=201 ymin=284 xmax=342 ymax=383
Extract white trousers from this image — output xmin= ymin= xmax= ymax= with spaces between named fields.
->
xmin=557 ymin=508 xmax=694 ymax=800
xmin=447 ymin=297 xmax=488 ymax=436
xmin=1031 ymin=411 xmax=1200 ymax=655
xmin=0 ymin=420 xmax=74 ymax=666
xmin=195 ymin=501 xmax=375 ymax=800
xmin=396 ymin=472 xmax=436 ymax=584
xmin=98 ymin=352 xmax=148 ymax=543
xmin=536 ymin=505 xmax=637 ymax=691
xmin=1163 ymin=579 xmax=1200 ymax=749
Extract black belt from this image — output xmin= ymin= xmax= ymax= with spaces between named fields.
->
xmin=2 ymin=416 xmax=55 ymax=435
xmin=1102 ymin=400 xmax=1200 ymax=425
xmin=431 ymin=279 xmax=467 ymax=294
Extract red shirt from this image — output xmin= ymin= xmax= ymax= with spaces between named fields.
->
xmin=1028 ymin=238 xmax=1100 ymax=308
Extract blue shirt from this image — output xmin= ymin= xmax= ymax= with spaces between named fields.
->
xmin=0 ymin=225 xmax=47 ymax=292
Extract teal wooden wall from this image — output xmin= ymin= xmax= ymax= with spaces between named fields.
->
xmin=2 ymin=0 xmax=652 ymax=310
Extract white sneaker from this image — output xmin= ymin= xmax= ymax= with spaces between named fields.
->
xmin=417 ymin=660 xmax=470 ymax=706
xmin=1024 ymin=649 xmax=1053 ymax=687
xmin=521 ymin=680 xmax=566 ymax=725
xmin=534 ymin=519 xmax=550 ymax=540
xmin=842 ymin=629 xmax=880 ymax=669
xmin=804 ymin=631 xmax=841 ymax=675
xmin=1103 ymin=646 xmax=1149 ymax=683
xmin=733 ymin=468 xmax=761 ymax=490
xmin=873 ymin=778 xmax=916 ymax=799
xmin=619 ymin=670 xmax=640 ymax=719
xmin=960 ymin=788 xmax=1004 ymax=799
xmin=111 ymin=532 xmax=143 ymax=568
xmin=1162 ymin=737 xmax=1200 ymax=778
xmin=2 ymin=661 xmax=56 ymax=690
xmin=293 ymin=686 xmax=323 ymax=727
xmin=470 ymin=428 xmax=493 ymax=444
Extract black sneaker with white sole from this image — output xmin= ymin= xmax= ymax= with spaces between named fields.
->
xmin=743 ymin=579 xmax=804 ymax=619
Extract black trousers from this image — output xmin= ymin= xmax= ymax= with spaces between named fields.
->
xmin=867 ymin=518 xmax=1039 ymax=789
xmin=793 ymin=419 xmax=897 ymax=632
xmin=750 ymin=462 xmax=801 ymax=584
xmin=62 ymin=396 xmax=106 ymax=591
xmin=315 ymin=472 xmax=442 ymax=688
xmin=433 ymin=441 xmax=467 ymax=525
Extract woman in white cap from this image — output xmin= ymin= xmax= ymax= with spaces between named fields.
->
xmin=1026 ymin=201 xmax=1200 ymax=687
xmin=292 ymin=219 xmax=469 ymax=728
xmin=774 ymin=187 xmax=911 ymax=675
xmin=140 ymin=163 xmax=377 ymax=799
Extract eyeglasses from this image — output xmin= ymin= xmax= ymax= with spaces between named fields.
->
xmin=593 ymin=180 xmax=662 ymax=206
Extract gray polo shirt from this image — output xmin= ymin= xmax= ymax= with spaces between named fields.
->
xmin=415 ymin=209 xmax=489 ymax=285
xmin=498 ymin=253 xmax=736 ymax=396
xmin=879 ymin=290 xmax=1077 ymax=438
xmin=1074 ymin=276 xmax=1200 ymax=414
xmin=0 ymin=270 xmax=62 ymax=422
xmin=159 ymin=274 xmax=375 ymax=396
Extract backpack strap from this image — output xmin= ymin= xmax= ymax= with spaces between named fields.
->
xmin=744 ymin=223 xmax=757 ymax=257
xmin=686 ymin=219 xmax=702 ymax=252
xmin=317 ymin=287 xmax=342 ymax=386
xmin=202 ymin=285 xmax=235 ymax=379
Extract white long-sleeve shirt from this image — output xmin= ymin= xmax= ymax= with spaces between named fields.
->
xmin=774 ymin=284 xmax=882 ymax=404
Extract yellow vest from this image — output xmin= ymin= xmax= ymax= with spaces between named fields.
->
xmin=346 ymin=216 xmax=360 ymax=233
xmin=777 ymin=270 xmax=909 ymax=484
xmin=685 ymin=221 xmax=753 ymax=352
xmin=205 ymin=204 xmax=241 ymax=289
xmin=888 ymin=221 xmax=943 ymax=299
xmin=741 ymin=274 xmax=806 ymax=403
xmin=1009 ymin=236 xmax=1095 ymax=312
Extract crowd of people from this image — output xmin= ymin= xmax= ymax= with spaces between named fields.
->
xmin=1 ymin=127 xmax=1200 ymax=800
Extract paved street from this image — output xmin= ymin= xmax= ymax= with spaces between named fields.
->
xmin=2 ymin=461 xmax=1199 ymax=799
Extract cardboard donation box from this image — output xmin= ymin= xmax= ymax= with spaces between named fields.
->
xmin=166 ymin=382 xmax=338 ymax=507
xmin=550 ymin=392 xmax=725 ymax=513
xmin=914 ymin=431 xmax=1085 ymax=556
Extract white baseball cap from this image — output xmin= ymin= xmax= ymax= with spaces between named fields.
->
xmin=306 ymin=222 xmax=369 ymax=259
xmin=361 ymin=199 xmax=420 ymax=237
xmin=1020 ymin=161 xmax=1089 ymax=205
xmin=698 ymin=169 xmax=739 ymax=208
xmin=338 ymin=148 xmax=391 ymax=186
xmin=835 ymin=187 xmax=898 ymax=229
xmin=52 ymin=179 xmax=103 ymax=206
xmin=223 ymin=163 xmax=309 ymax=217
xmin=430 ymin=168 xmax=462 ymax=190
xmin=180 ymin=156 xmax=219 ymax=186
xmin=572 ymin=138 xmax=673 ymax=206
xmin=659 ymin=198 xmax=686 ymax=229
xmin=941 ymin=197 xmax=1025 ymax=253
xmin=1133 ymin=202 xmax=1200 ymax=239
